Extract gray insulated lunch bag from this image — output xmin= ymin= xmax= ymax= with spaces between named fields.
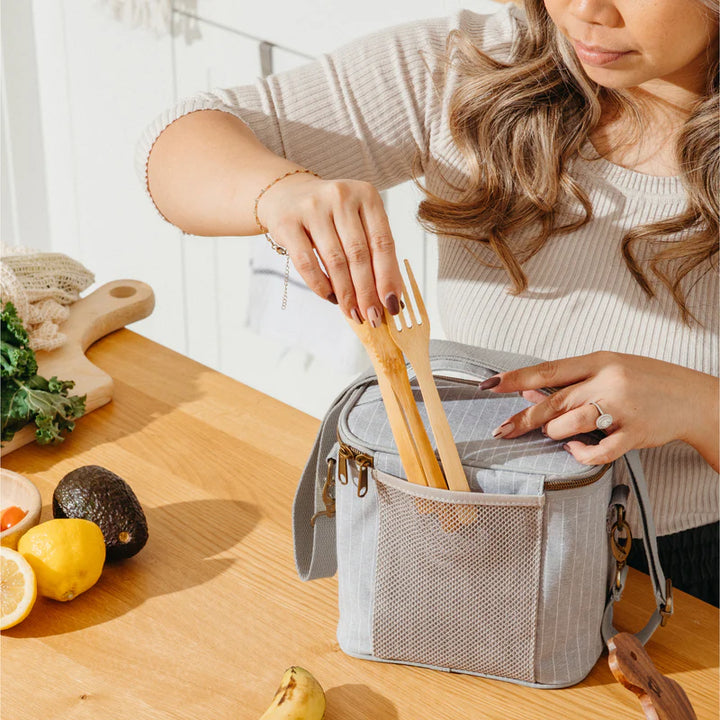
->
xmin=293 ymin=340 xmax=672 ymax=688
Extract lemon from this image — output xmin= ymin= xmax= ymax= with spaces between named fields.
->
xmin=1 ymin=546 xmax=37 ymax=630
xmin=18 ymin=519 xmax=106 ymax=602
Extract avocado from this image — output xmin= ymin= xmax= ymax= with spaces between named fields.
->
xmin=53 ymin=465 xmax=148 ymax=562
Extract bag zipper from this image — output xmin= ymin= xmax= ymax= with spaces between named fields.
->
xmin=544 ymin=463 xmax=611 ymax=490
xmin=337 ymin=435 xmax=374 ymax=497
xmin=335 ymin=373 xmax=611 ymax=497
xmin=337 ymin=432 xmax=610 ymax=494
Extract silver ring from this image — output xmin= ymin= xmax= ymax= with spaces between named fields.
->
xmin=589 ymin=401 xmax=614 ymax=430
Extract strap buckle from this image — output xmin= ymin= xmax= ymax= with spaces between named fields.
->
xmin=660 ymin=578 xmax=674 ymax=627
xmin=610 ymin=505 xmax=633 ymax=590
xmin=310 ymin=458 xmax=336 ymax=526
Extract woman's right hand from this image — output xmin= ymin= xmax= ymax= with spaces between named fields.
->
xmin=256 ymin=172 xmax=404 ymax=324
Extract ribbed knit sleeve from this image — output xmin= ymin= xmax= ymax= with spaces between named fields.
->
xmin=135 ymin=7 xmax=519 ymax=201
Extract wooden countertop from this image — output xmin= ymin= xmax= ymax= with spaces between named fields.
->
xmin=2 ymin=330 xmax=718 ymax=720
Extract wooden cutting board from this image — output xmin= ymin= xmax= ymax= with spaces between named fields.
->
xmin=1 ymin=279 xmax=155 ymax=456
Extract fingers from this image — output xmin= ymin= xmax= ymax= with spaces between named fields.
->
xmin=277 ymin=221 xmax=335 ymax=303
xmin=490 ymin=390 xmax=625 ymax=466
xmin=543 ymin=405 xmax=609 ymax=439
xmin=307 ymin=212 xmax=360 ymax=319
xmin=262 ymin=177 xmax=403 ymax=321
xmin=359 ymin=199 xmax=404 ymax=316
xmin=333 ymin=202 xmax=388 ymax=325
xmin=491 ymin=387 xmax=592 ymax=439
xmin=486 ymin=357 xmax=596 ymax=394
xmin=564 ymin=432 xmax=629 ymax=465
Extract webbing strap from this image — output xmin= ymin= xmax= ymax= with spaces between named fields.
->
xmin=602 ymin=450 xmax=671 ymax=644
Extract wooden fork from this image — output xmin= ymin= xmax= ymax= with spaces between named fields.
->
xmin=345 ymin=315 xmax=446 ymax=489
xmin=385 ymin=260 xmax=470 ymax=492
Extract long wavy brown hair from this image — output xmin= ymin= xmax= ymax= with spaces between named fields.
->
xmin=417 ymin=0 xmax=719 ymax=322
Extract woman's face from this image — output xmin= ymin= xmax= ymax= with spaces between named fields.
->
xmin=544 ymin=0 xmax=718 ymax=100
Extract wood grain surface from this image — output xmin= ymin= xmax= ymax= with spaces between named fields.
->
xmin=1 ymin=330 xmax=718 ymax=720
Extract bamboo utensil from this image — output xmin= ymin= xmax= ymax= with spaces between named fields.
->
xmin=385 ymin=261 xmax=470 ymax=492
xmin=345 ymin=315 xmax=446 ymax=489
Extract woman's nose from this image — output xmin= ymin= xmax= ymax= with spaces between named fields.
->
xmin=568 ymin=0 xmax=622 ymax=28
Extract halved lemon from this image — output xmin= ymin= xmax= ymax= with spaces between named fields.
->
xmin=1 ymin=546 xmax=37 ymax=630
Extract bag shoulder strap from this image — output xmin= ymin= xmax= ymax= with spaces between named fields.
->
xmin=602 ymin=449 xmax=672 ymax=645
xmin=293 ymin=368 xmax=377 ymax=580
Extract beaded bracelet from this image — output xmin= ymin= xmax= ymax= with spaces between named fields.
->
xmin=253 ymin=168 xmax=320 ymax=309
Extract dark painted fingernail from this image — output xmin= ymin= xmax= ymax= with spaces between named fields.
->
xmin=541 ymin=424 xmax=548 ymax=436
xmin=562 ymin=444 xmax=571 ymax=453
xmin=385 ymin=292 xmax=400 ymax=315
xmin=367 ymin=306 xmax=382 ymax=328
xmin=492 ymin=421 xmax=514 ymax=438
xmin=351 ymin=308 xmax=363 ymax=325
xmin=327 ymin=292 xmax=338 ymax=304
xmin=479 ymin=376 xmax=501 ymax=391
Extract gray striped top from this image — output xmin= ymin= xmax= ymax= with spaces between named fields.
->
xmin=138 ymin=5 xmax=719 ymax=536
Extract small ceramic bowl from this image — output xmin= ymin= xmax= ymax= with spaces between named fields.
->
xmin=1 ymin=469 xmax=42 ymax=550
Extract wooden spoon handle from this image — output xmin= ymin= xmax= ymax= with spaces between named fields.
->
xmin=374 ymin=372 xmax=427 ymax=486
xmin=390 ymin=370 xmax=447 ymax=489
xmin=607 ymin=632 xmax=697 ymax=720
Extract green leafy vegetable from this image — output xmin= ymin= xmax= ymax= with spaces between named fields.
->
xmin=1 ymin=302 xmax=86 ymax=445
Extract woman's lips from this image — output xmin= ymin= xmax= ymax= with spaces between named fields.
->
xmin=572 ymin=39 xmax=632 ymax=67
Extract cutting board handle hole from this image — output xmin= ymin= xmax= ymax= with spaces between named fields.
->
xmin=110 ymin=286 xmax=137 ymax=299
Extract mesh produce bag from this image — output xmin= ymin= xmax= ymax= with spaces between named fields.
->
xmin=0 ymin=244 xmax=94 ymax=351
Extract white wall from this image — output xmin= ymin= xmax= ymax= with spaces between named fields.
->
xmin=4 ymin=0 xmax=501 ymax=417
xmin=1 ymin=0 xmax=50 ymax=250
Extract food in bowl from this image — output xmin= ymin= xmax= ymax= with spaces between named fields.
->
xmin=1 ymin=506 xmax=28 ymax=531
xmin=0 ymin=470 xmax=42 ymax=549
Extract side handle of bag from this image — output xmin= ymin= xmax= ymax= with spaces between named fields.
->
xmin=293 ymin=372 xmax=377 ymax=581
xmin=602 ymin=449 xmax=673 ymax=646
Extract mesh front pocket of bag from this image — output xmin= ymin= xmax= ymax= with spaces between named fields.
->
xmin=372 ymin=471 xmax=545 ymax=682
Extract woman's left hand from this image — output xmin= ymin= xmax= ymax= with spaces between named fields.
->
xmin=482 ymin=351 xmax=719 ymax=470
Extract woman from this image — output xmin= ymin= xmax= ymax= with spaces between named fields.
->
xmin=140 ymin=0 xmax=719 ymax=603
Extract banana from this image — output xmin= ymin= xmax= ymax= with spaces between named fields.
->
xmin=259 ymin=666 xmax=326 ymax=720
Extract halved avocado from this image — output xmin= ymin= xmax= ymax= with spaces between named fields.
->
xmin=53 ymin=465 xmax=148 ymax=562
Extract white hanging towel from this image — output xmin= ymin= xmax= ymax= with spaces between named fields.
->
xmin=247 ymin=237 xmax=368 ymax=375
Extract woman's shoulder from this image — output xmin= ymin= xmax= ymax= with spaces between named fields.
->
xmin=329 ymin=4 xmax=525 ymax=66
xmin=452 ymin=2 xmax=527 ymax=56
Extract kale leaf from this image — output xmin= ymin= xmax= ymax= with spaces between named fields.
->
xmin=1 ymin=301 xmax=37 ymax=380
xmin=1 ymin=302 xmax=86 ymax=444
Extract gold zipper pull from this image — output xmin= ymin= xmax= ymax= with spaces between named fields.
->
xmin=356 ymin=454 xmax=373 ymax=497
xmin=338 ymin=444 xmax=353 ymax=485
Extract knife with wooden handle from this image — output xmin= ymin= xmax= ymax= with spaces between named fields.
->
xmin=607 ymin=632 xmax=697 ymax=720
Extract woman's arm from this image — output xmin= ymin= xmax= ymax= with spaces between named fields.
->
xmin=147 ymin=109 xmax=302 ymax=237
xmin=146 ymin=108 xmax=404 ymax=321
xmin=142 ymin=15 xmax=454 ymax=321
xmin=482 ymin=352 xmax=720 ymax=471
